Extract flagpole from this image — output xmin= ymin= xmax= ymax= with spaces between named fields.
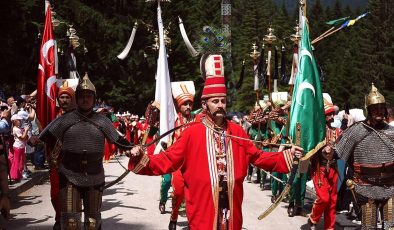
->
xmin=299 ymin=0 xmax=307 ymax=34
xmin=300 ymin=0 xmax=307 ymax=17
xmin=36 ymin=1 xmax=58 ymax=128
xmin=311 ymin=26 xmax=342 ymax=45
xmin=311 ymin=26 xmax=335 ymax=44
xmin=312 ymin=12 xmax=369 ymax=45
xmin=312 ymin=16 xmax=352 ymax=43
xmin=263 ymin=26 xmax=276 ymax=103
xmin=151 ymin=0 xmax=175 ymax=145
xmin=288 ymin=23 xmax=301 ymax=142
xmin=289 ymin=23 xmax=301 ymax=96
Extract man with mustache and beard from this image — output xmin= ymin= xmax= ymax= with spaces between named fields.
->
xmin=128 ymin=55 xmax=303 ymax=230
xmin=48 ymin=80 xmax=76 ymax=229
xmin=308 ymin=97 xmax=341 ymax=230
xmin=167 ymin=81 xmax=196 ymax=229
xmin=336 ymin=84 xmax=394 ymax=229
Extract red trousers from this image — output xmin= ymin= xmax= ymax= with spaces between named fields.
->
xmin=310 ymin=166 xmax=338 ymax=230
xmin=50 ymin=166 xmax=61 ymax=222
xmin=170 ymin=169 xmax=185 ymax=221
xmin=8 ymin=147 xmax=25 ymax=181
xmin=104 ymin=139 xmax=115 ymax=161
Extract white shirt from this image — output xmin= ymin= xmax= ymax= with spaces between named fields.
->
xmin=13 ymin=126 xmax=26 ymax=148
xmin=389 ymin=121 xmax=394 ymax=127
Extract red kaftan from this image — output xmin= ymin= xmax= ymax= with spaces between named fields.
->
xmin=129 ymin=121 xmax=293 ymax=230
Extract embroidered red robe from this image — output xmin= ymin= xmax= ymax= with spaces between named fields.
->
xmin=129 ymin=121 xmax=294 ymax=230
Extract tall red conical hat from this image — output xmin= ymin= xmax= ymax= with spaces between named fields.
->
xmin=201 ymin=54 xmax=226 ymax=99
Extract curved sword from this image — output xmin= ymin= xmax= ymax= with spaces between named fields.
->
xmin=104 ymin=122 xmax=193 ymax=189
xmin=258 ymin=122 xmax=301 ymax=220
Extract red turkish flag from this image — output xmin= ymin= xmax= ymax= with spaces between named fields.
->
xmin=36 ymin=3 xmax=57 ymax=128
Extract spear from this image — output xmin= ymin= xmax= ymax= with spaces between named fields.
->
xmin=250 ymin=43 xmax=261 ymax=102
xmin=263 ymin=26 xmax=276 ymax=102
xmin=311 ymin=16 xmax=349 ymax=44
xmin=312 ymin=13 xmax=369 ymax=45
xmin=273 ymin=46 xmax=279 ymax=93
xmin=257 ymin=44 xmax=265 ymax=88
xmin=280 ymin=45 xmax=287 ymax=85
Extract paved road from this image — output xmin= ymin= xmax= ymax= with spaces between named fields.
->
xmin=1 ymin=155 xmax=359 ymax=229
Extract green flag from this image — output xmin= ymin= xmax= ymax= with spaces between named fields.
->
xmin=326 ymin=16 xmax=350 ymax=26
xmin=289 ymin=17 xmax=326 ymax=158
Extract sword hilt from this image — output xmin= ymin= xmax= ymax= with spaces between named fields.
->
xmin=295 ymin=122 xmax=301 ymax=147
xmin=346 ymin=179 xmax=360 ymax=214
xmin=292 ymin=122 xmax=302 ymax=165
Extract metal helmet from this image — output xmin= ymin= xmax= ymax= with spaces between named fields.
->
xmin=365 ymin=83 xmax=385 ymax=108
xmin=76 ymin=72 xmax=96 ymax=95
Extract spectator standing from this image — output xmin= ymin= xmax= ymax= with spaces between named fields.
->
xmin=9 ymin=114 xmax=30 ymax=182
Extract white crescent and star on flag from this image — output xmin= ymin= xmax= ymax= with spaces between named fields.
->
xmin=39 ymin=39 xmax=56 ymax=101
xmin=296 ymin=48 xmax=315 ymax=107
xmin=45 ymin=76 xmax=57 ymax=101
xmin=42 ymin=39 xmax=55 ymax=65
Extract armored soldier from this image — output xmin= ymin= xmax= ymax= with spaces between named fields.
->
xmin=337 ymin=84 xmax=394 ymax=229
xmin=40 ymin=73 xmax=131 ymax=229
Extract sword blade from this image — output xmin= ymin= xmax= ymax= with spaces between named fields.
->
xmin=258 ymin=122 xmax=301 ymax=220
xmin=258 ymin=160 xmax=298 ymax=220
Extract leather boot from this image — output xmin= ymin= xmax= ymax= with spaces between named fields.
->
xmin=307 ymin=218 xmax=316 ymax=230
xmin=271 ymin=195 xmax=277 ymax=203
xmin=287 ymin=203 xmax=296 ymax=217
xmin=168 ymin=221 xmax=177 ymax=230
xmin=159 ymin=202 xmax=166 ymax=214
xmin=295 ymin=206 xmax=308 ymax=217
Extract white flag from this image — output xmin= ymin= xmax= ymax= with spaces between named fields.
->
xmin=154 ymin=3 xmax=175 ymax=144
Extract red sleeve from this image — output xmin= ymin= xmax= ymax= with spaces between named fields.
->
xmin=145 ymin=136 xmax=155 ymax=155
xmin=128 ymin=129 xmax=189 ymax=175
xmin=249 ymin=149 xmax=293 ymax=174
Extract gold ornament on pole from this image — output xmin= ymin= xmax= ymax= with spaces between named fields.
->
xmin=250 ymin=43 xmax=260 ymax=60
xmin=263 ymin=27 xmax=277 ymax=44
xmin=290 ymin=23 xmax=301 ymax=44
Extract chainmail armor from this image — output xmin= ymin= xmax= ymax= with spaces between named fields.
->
xmin=337 ymin=122 xmax=394 ymax=199
xmin=40 ymin=110 xmax=120 ymax=187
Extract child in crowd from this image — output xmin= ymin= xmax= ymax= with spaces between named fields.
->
xmin=9 ymin=114 xmax=30 ymax=182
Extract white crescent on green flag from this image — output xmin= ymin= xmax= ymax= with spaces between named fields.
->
xmin=289 ymin=16 xmax=326 ymax=159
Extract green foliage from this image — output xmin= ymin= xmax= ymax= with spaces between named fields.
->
xmin=1 ymin=0 xmax=393 ymax=116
